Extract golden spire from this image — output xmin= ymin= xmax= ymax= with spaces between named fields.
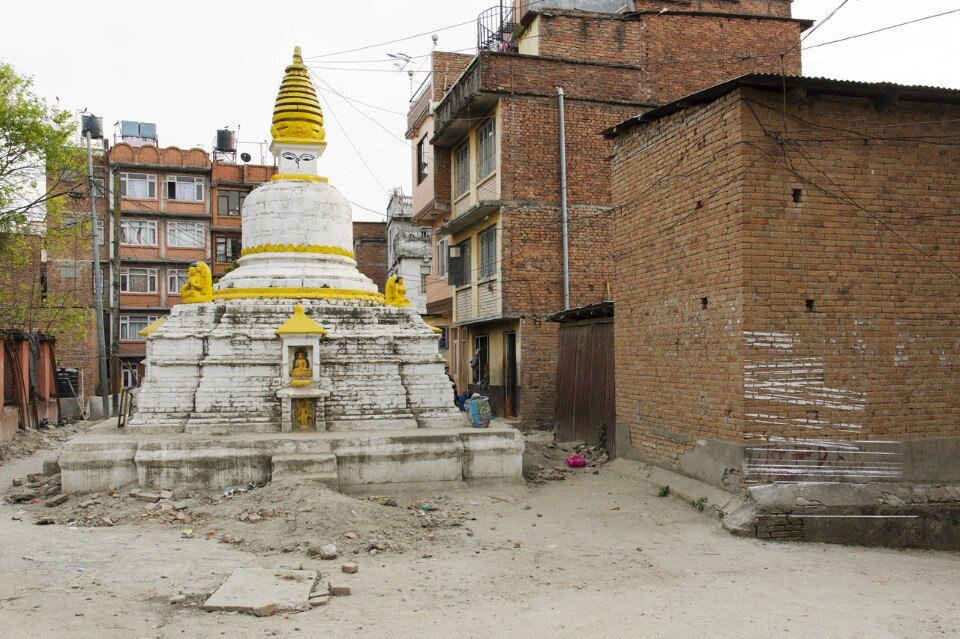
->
xmin=270 ymin=46 xmax=326 ymax=148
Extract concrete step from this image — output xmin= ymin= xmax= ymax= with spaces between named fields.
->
xmin=271 ymin=453 xmax=338 ymax=490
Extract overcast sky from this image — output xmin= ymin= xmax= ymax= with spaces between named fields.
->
xmin=1 ymin=1 xmax=958 ymax=221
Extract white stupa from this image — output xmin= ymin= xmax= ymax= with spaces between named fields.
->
xmin=60 ymin=48 xmax=523 ymax=493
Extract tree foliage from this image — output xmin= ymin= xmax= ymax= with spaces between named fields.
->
xmin=0 ymin=61 xmax=90 ymax=346
xmin=0 ymin=60 xmax=82 ymax=233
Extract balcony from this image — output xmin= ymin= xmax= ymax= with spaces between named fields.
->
xmin=406 ymin=77 xmax=433 ymax=138
xmin=434 ymin=52 xmax=648 ymax=145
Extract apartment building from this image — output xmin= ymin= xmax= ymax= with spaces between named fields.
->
xmin=385 ymin=191 xmax=431 ymax=314
xmin=422 ymin=0 xmax=809 ymax=422
xmin=47 ymin=122 xmax=276 ymax=393
xmin=210 ymin=162 xmax=277 ymax=278
xmin=407 ymin=51 xmax=479 ymax=382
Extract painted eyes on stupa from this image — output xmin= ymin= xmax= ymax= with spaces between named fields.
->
xmin=281 ymin=152 xmax=317 ymax=168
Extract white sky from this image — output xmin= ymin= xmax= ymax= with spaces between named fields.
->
xmin=1 ymin=1 xmax=958 ymax=222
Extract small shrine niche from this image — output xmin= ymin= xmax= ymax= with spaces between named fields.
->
xmin=275 ymin=304 xmax=330 ymax=433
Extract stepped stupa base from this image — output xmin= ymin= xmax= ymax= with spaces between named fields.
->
xmin=59 ymin=424 xmax=523 ymax=494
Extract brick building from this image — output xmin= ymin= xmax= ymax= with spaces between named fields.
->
xmin=352 ymin=221 xmax=388 ymax=294
xmin=210 ymin=162 xmax=278 ymax=279
xmin=424 ymin=0 xmax=808 ymax=422
xmin=46 ymin=124 xmax=276 ymax=394
xmin=608 ymin=75 xmax=960 ymax=494
xmin=408 ymin=51 xmax=477 ymax=376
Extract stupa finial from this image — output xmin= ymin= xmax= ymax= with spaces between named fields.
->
xmin=270 ymin=45 xmax=327 ymax=181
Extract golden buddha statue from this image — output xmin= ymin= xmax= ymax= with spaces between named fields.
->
xmin=291 ymin=349 xmax=311 ymax=377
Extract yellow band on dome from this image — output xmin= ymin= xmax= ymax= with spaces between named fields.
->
xmin=271 ymin=173 xmax=327 ymax=183
xmin=240 ymin=243 xmax=355 ymax=259
xmin=213 ymin=287 xmax=384 ymax=303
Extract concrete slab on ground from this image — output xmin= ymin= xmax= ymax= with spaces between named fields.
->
xmin=202 ymin=568 xmax=318 ymax=616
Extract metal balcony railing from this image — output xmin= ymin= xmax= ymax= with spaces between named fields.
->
xmin=406 ymin=76 xmax=433 ymax=135
xmin=477 ymin=3 xmax=519 ymax=53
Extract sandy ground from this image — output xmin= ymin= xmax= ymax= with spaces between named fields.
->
xmin=1 ymin=431 xmax=959 ymax=639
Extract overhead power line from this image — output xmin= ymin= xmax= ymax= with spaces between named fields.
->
xmin=304 ymin=19 xmax=476 ymax=60
xmin=803 ymin=8 xmax=960 ymax=50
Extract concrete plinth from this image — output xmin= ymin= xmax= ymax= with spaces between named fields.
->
xmin=59 ymin=423 xmax=524 ymax=494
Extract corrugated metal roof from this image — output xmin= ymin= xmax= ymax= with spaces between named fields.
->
xmin=604 ymin=73 xmax=960 ymax=137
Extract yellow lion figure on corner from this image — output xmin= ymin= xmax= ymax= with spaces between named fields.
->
xmin=181 ymin=261 xmax=212 ymax=303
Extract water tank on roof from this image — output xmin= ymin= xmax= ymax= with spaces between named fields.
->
xmin=81 ymin=115 xmax=103 ymax=139
xmin=215 ymin=129 xmax=237 ymax=152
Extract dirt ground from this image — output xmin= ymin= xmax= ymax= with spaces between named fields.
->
xmin=1 ymin=429 xmax=958 ymax=639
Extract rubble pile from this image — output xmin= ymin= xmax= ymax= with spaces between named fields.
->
xmin=521 ymin=431 xmax=610 ymax=484
xmin=7 ymin=475 xmax=481 ymax=558
xmin=0 ymin=422 xmax=80 ymax=463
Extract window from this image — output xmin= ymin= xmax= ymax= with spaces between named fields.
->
xmin=167 ymin=269 xmax=187 ymax=294
xmin=479 ymin=226 xmax=497 ymax=279
xmin=416 ymin=135 xmax=429 ymax=184
xmin=121 ymin=365 xmax=140 ymax=389
xmin=60 ymin=266 xmax=78 ymax=279
xmin=217 ymin=189 xmax=246 ymax=216
xmin=167 ymin=221 xmax=206 ymax=248
xmin=96 ymin=219 xmax=104 ymax=240
xmin=420 ymin=264 xmax=432 ymax=295
xmin=216 ymin=237 xmax=242 ymax=263
xmin=435 ymin=237 xmax=448 ymax=278
xmin=166 ymin=175 xmax=204 ymax=202
xmin=120 ymin=220 xmax=157 ymax=246
xmin=448 ymin=239 xmax=471 ymax=287
xmin=120 ymin=267 xmax=158 ymax=294
xmin=120 ymin=315 xmax=158 ymax=340
xmin=476 ymin=118 xmax=496 ymax=180
xmin=454 ymin=141 xmax=470 ymax=199
xmin=120 ymin=173 xmax=157 ymax=199
xmin=91 ymin=178 xmax=105 ymax=198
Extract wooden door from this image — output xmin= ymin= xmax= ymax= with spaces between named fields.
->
xmin=554 ymin=319 xmax=615 ymax=453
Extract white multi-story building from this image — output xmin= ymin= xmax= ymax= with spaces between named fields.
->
xmin=386 ymin=190 xmax=431 ymax=314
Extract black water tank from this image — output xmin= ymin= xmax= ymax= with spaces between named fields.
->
xmin=81 ymin=115 xmax=103 ymax=139
xmin=216 ymin=129 xmax=237 ymax=152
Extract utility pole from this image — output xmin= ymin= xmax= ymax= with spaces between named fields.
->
xmin=82 ymin=115 xmax=109 ymax=419
xmin=111 ymin=168 xmax=121 ymax=415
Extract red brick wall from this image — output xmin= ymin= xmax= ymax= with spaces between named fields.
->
xmin=497 ymin=94 xmax=633 ymax=424
xmin=536 ymin=13 xmax=642 ymax=65
xmin=432 ymin=52 xmax=474 ymax=97
xmin=633 ymin=0 xmax=794 ymax=18
xmin=739 ymin=89 xmax=960 ymax=442
xmin=612 ymin=91 xmax=746 ymax=465
xmin=483 ymin=53 xmax=646 ymax=105
xmin=613 ymin=86 xmax=960 ymax=470
xmin=525 ymin=10 xmax=802 ymax=105
xmin=353 ymin=222 xmax=387 ymax=293
xmin=638 ymin=13 xmax=802 ymax=104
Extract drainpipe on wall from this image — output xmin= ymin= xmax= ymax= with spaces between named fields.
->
xmin=557 ymin=86 xmax=570 ymax=311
